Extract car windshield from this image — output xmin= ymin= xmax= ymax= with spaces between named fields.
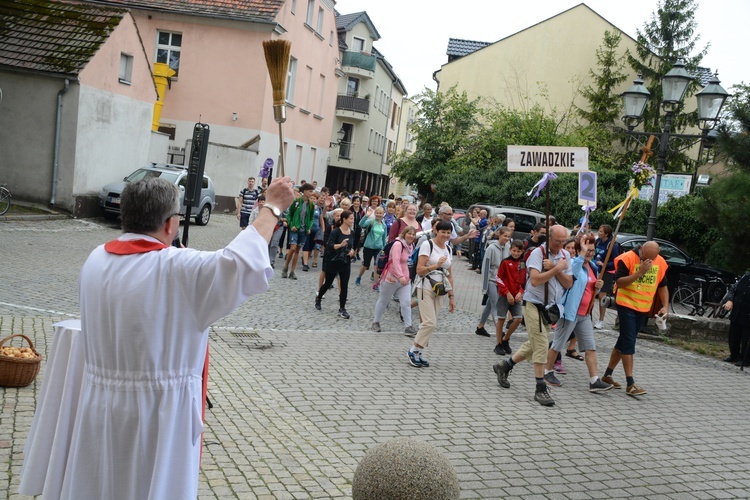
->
xmin=126 ymin=169 xmax=179 ymax=184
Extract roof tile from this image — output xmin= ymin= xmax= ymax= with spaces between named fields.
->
xmin=0 ymin=0 xmax=127 ymax=76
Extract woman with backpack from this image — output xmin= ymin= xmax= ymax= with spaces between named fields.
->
xmin=371 ymin=225 xmax=418 ymax=334
xmin=355 ymin=206 xmax=388 ymax=286
xmin=407 ymin=220 xmax=455 ymax=368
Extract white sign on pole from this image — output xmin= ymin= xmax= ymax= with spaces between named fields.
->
xmin=578 ymin=171 xmax=597 ymax=206
xmin=507 ymin=145 xmax=589 ymax=172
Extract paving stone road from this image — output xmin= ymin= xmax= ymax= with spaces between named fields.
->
xmin=1 ymin=214 xmax=749 ymax=499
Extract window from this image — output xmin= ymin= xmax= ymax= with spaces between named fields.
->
xmin=316 ymin=7 xmax=324 ymax=33
xmin=352 ymin=36 xmax=365 ymax=52
xmin=329 ymin=30 xmax=334 ymax=46
xmin=290 ymin=0 xmax=296 ymax=14
xmin=339 ymin=123 xmax=353 ymax=159
xmin=286 ymin=57 xmax=297 ymax=103
xmin=346 ymin=77 xmax=359 ymax=97
xmin=304 ymin=65 xmax=313 ymax=110
xmin=306 ymin=0 xmax=315 ymax=25
xmin=156 ymin=31 xmax=182 ymax=77
xmin=119 ymin=53 xmax=133 ymax=84
xmin=318 ymin=74 xmax=326 ymax=115
xmin=391 ymin=102 xmax=398 ymax=129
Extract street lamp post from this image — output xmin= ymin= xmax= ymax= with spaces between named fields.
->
xmin=620 ymin=60 xmax=730 ymax=240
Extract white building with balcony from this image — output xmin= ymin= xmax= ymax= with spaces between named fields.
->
xmin=326 ymin=11 xmax=406 ymax=196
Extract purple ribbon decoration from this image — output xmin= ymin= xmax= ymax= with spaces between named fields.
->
xmin=578 ymin=204 xmax=595 ymax=235
xmin=259 ymin=158 xmax=274 ymax=178
xmin=527 ymin=172 xmax=557 ymax=200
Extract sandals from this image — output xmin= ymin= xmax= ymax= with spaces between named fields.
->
xmin=565 ymin=349 xmax=584 ymax=361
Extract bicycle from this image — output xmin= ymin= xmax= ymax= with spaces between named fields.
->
xmin=0 ymin=184 xmax=10 ymax=216
xmin=670 ymin=274 xmax=727 ymax=316
xmin=670 ymin=274 xmax=729 ymax=317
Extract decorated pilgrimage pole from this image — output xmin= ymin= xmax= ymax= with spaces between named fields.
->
xmin=585 ymin=135 xmax=656 ymax=316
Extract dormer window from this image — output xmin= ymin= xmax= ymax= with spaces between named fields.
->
xmin=352 ymin=36 xmax=365 ymax=52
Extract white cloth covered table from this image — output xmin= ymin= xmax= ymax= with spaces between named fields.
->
xmin=19 ymin=319 xmax=84 ymax=496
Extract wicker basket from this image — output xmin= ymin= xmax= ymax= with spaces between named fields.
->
xmin=0 ymin=334 xmax=42 ymax=387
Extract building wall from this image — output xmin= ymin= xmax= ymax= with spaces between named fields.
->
xmin=434 ymin=5 xmax=640 ymax=117
xmin=0 ymin=72 xmax=80 ymax=208
xmin=130 ymin=0 xmax=339 ymax=187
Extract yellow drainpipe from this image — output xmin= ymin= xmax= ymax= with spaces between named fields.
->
xmin=152 ymin=62 xmax=176 ymax=131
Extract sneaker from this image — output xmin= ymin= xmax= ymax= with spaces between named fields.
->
xmin=544 ymin=371 xmax=562 ymax=387
xmin=418 ymin=356 xmax=430 ymax=367
xmin=501 ymin=340 xmax=512 ymax=355
xmin=314 ymin=297 xmax=321 ymax=310
xmin=281 ymin=268 xmax=288 ymax=278
xmin=338 ymin=308 xmax=350 ymax=319
xmin=534 ymin=387 xmax=555 ymax=406
xmin=288 ymin=272 xmax=297 ymax=280
xmin=626 ymin=384 xmax=647 ymax=396
xmin=492 ymin=361 xmax=511 ymax=388
xmin=404 ymin=326 xmax=417 ymax=335
xmin=493 ymin=343 xmax=505 ymax=355
xmin=302 ymin=264 xmax=309 ymax=272
xmin=600 ymin=375 xmax=621 ymax=389
xmin=589 ymin=378 xmax=614 ymax=393
xmin=594 ymin=320 xmax=604 ymax=329
xmin=278 ymin=252 xmax=284 ymax=259
xmin=553 ymin=360 xmax=567 ymax=375
xmin=407 ymin=350 xmax=421 ymax=367
xmin=475 ymin=327 xmax=491 ymax=337
xmin=371 ymin=322 xmax=381 ymax=332
xmin=370 ymin=272 xmax=375 ymax=281
xmin=355 ymin=277 xmax=361 ymax=286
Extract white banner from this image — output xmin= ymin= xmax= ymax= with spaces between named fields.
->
xmin=507 ymin=145 xmax=589 ymax=172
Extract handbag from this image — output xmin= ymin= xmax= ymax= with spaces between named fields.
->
xmin=535 ymin=303 xmax=561 ymax=325
xmin=424 ymin=272 xmax=449 ymax=296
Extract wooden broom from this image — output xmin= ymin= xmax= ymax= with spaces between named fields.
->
xmin=262 ymin=39 xmax=291 ymax=178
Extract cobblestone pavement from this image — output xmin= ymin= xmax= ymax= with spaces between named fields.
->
xmin=1 ymin=214 xmax=749 ymax=499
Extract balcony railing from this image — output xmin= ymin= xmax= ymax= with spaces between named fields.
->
xmin=338 ymin=141 xmax=352 ymax=160
xmin=342 ymin=51 xmax=376 ymax=72
xmin=336 ymin=94 xmax=370 ymax=115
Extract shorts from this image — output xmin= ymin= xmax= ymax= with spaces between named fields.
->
xmin=362 ymin=247 xmax=380 ymax=268
xmin=287 ymin=229 xmax=308 ymax=247
xmin=601 ymin=272 xmax=615 ymax=294
xmin=239 ymin=212 xmax=251 ymax=228
xmin=302 ymin=232 xmax=317 ymax=252
xmin=551 ymin=315 xmax=595 ymax=353
xmin=614 ymin=306 xmax=648 ymax=355
xmin=496 ymin=295 xmax=522 ymax=318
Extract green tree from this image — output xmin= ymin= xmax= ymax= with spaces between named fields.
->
xmin=627 ymin=0 xmax=709 ymax=139
xmin=715 ymin=83 xmax=750 ymax=172
xmin=390 ymin=86 xmax=480 ymax=195
xmin=699 ymin=172 xmax=750 ymax=274
xmin=578 ymin=30 xmax=628 ymax=125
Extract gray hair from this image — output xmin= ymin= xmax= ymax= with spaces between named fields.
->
xmin=120 ymin=177 xmax=180 ymax=234
xmin=438 ymin=205 xmax=453 ymax=215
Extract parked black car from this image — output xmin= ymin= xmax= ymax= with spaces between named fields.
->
xmin=614 ymin=233 xmax=735 ymax=302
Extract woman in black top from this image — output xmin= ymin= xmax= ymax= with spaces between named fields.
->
xmin=316 ymin=210 xmax=355 ymax=319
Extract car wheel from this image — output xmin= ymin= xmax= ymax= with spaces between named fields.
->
xmin=195 ymin=204 xmax=210 ymax=226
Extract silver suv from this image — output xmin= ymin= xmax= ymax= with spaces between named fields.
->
xmin=98 ymin=163 xmax=216 ymax=225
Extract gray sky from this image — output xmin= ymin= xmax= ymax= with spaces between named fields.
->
xmin=341 ymin=0 xmax=747 ymax=97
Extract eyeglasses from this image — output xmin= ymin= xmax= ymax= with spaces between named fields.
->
xmin=165 ymin=212 xmax=180 ymax=222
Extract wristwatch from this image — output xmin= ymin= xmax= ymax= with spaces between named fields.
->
xmin=262 ymin=203 xmax=282 ymax=220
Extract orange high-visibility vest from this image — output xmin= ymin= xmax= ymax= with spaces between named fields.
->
xmin=614 ymin=250 xmax=668 ymax=312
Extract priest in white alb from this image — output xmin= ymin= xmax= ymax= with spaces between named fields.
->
xmin=21 ymin=175 xmax=294 ymax=499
